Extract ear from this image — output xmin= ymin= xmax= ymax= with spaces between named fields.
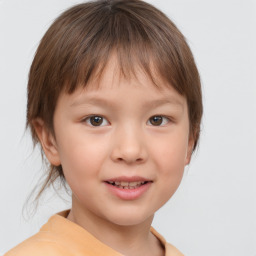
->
xmin=33 ymin=118 xmax=61 ymax=166
xmin=185 ymin=136 xmax=194 ymax=165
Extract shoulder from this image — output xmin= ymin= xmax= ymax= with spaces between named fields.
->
xmin=150 ymin=227 xmax=184 ymax=256
xmin=5 ymin=211 xmax=72 ymax=256
xmin=4 ymin=233 xmax=69 ymax=256
xmin=165 ymin=242 xmax=184 ymax=256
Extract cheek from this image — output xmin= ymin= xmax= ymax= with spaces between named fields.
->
xmin=56 ymin=132 xmax=108 ymax=179
xmin=152 ymin=137 xmax=188 ymax=203
xmin=151 ymin=134 xmax=189 ymax=173
xmin=149 ymin=133 xmax=188 ymax=203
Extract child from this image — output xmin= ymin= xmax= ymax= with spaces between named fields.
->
xmin=5 ymin=0 xmax=202 ymax=255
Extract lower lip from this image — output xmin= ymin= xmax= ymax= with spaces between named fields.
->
xmin=104 ymin=182 xmax=152 ymax=200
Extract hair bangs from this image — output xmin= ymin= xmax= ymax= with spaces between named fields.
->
xmin=62 ymin=9 xmax=167 ymax=94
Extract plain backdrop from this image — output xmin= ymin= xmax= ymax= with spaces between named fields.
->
xmin=0 ymin=0 xmax=255 ymax=255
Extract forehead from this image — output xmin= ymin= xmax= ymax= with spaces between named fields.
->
xmin=61 ymin=55 xmax=187 ymax=111
xmin=80 ymin=53 xmax=179 ymax=94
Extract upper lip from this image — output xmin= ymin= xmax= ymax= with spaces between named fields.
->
xmin=104 ymin=176 xmax=152 ymax=182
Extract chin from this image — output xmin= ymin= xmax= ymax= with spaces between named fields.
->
xmin=104 ymin=209 xmax=154 ymax=227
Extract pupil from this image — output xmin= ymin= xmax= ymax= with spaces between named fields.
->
xmin=151 ymin=116 xmax=162 ymax=126
xmin=90 ymin=116 xmax=103 ymax=126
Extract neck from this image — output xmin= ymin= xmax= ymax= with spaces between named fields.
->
xmin=67 ymin=199 xmax=164 ymax=256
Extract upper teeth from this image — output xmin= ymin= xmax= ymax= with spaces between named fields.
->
xmin=109 ymin=181 xmax=146 ymax=186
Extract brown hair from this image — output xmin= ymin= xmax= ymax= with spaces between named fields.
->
xmin=27 ymin=0 xmax=203 ymax=198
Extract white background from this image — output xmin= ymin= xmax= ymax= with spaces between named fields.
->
xmin=0 ymin=0 xmax=255 ymax=255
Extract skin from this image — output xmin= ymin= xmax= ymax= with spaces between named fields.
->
xmin=34 ymin=56 xmax=194 ymax=256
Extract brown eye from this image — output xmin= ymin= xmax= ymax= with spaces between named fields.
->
xmin=149 ymin=116 xmax=162 ymax=126
xmin=90 ymin=116 xmax=103 ymax=126
xmin=84 ymin=115 xmax=109 ymax=127
xmin=148 ymin=116 xmax=169 ymax=126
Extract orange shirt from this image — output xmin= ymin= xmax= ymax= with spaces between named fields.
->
xmin=5 ymin=210 xmax=183 ymax=256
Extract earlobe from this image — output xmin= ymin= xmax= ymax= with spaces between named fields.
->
xmin=33 ymin=118 xmax=61 ymax=166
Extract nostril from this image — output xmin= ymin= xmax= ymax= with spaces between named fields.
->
xmin=116 ymin=157 xmax=144 ymax=164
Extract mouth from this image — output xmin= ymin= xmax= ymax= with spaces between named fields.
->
xmin=105 ymin=181 xmax=150 ymax=189
xmin=104 ymin=177 xmax=153 ymax=200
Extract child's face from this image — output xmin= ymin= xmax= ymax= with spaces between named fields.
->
xmin=42 ymin=57 xmax=193 ymax=226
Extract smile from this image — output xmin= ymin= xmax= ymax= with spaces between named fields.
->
xmin=104 ymin=177 xmax=152 ymax=200
xmin=106 ymin=181 xmax=149 ymax=189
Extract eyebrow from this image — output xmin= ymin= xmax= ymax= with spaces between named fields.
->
xmin=70 ymin=97 xmax=184 ymax=109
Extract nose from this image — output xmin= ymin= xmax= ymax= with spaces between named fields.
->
xmin=110 ymin=126 xmax=148 ymax=164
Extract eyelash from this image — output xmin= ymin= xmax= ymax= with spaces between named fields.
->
xmin=147 ymin=116 xmax=170 ymax=126
xmin=81 ymin=115 xmax=172 ymax=127
xmin=82 ymin=115 xmax=110 ymax=127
